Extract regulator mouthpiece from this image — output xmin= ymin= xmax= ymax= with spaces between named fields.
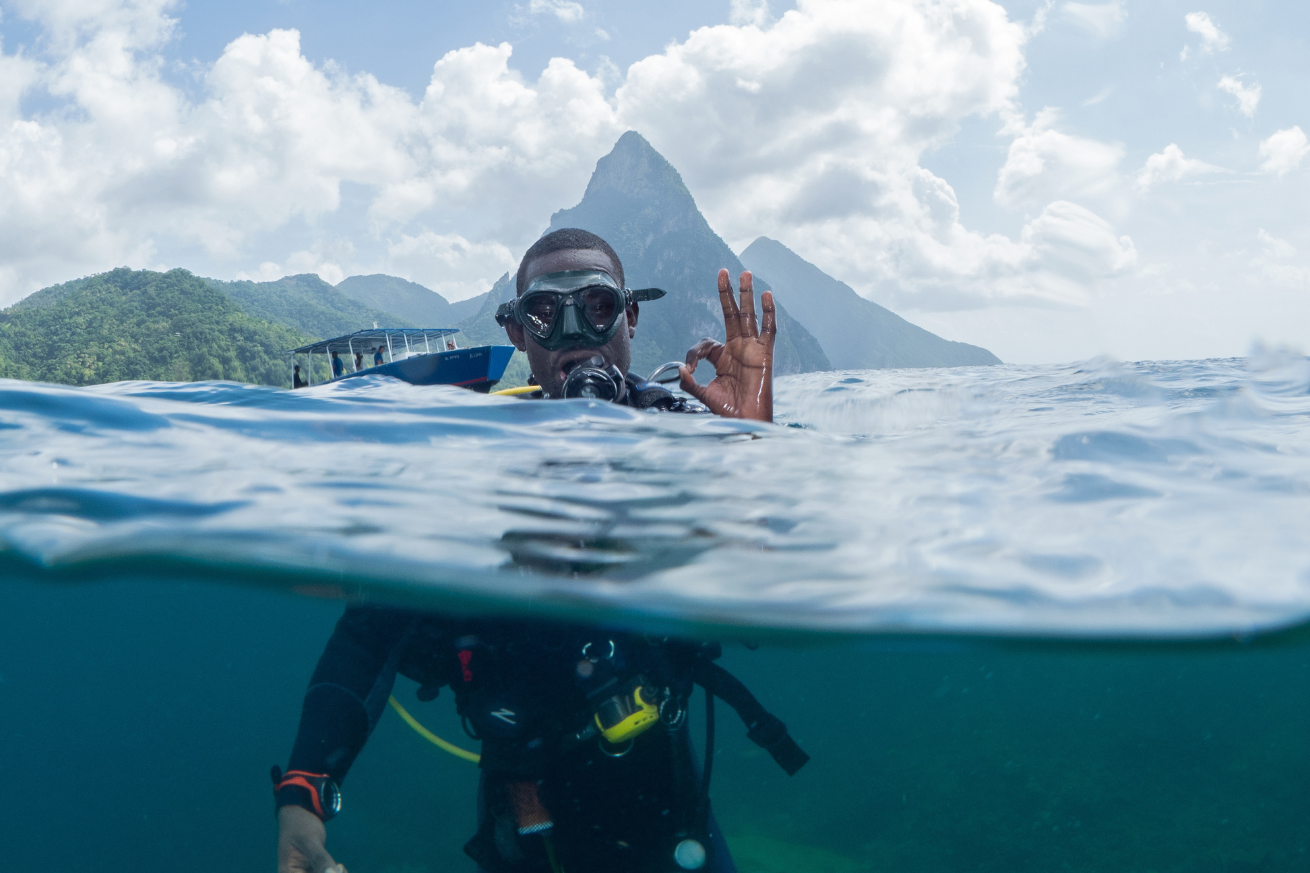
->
xmin=562 ymin=356 xmax=625 ymax=401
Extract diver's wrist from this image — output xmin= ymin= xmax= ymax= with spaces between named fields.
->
xmin=271 ymin=767 xmax=341 ymax=821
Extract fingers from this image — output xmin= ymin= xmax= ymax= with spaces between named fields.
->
xmin=680 ymin=337 xmax=726 ymax=404
xmin=738 ymin=271 xmax=757 ymax=337
xmin=277 ymin=806 xmax=337 ymax=873
xmin=717 ymin=268 xmax=741 ymax=340
xmin=278 ymin=845 xmax=337 ymax=873
xmin=685 ymin=337 xmax=724 ymax=370
xmin=760 ymin=289 xmax=777 ymax=341
xmin=678 ymin=365 xmax=709 ymax=404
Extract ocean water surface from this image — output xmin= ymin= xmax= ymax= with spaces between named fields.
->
xmin=2 ymin=353 xmax=1309 ymax=871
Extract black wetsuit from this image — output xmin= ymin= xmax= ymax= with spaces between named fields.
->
xmin=280 ymin=609 xmax=741 ymax=873
xmin=276 ymin=378 xmax=800 ymax=872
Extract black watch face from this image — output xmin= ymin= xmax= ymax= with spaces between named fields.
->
xmin=321 ymin=780 xmax=342 ymax=817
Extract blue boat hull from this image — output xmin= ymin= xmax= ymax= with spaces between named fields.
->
xmin=334 ymin=345 xmax=515 ymax=391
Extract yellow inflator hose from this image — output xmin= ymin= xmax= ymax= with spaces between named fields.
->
xmin=490 ymin=385 xmax=540 ymax=396
xmin=388 ymin=695 xmax=481 ymax=764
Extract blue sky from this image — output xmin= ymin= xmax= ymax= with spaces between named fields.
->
xmin=0 ymin=0 xmax=1307 ymax=364
xmin=172 ymin=1 xmax=725 ymax=95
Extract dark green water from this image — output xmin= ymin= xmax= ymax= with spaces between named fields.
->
xmin=2 ymin=579 xmax=1307 ymax=872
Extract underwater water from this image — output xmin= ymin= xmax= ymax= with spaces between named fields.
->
xmin=3 ymin=350 xmax=1310 ymax=870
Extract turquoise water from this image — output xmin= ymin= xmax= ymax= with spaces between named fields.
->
xmin=3 ymin=352 xmax=1310 ymax=870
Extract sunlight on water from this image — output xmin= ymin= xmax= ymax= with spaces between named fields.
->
xmin=3 ymin=348 xmax=1310 ymax=636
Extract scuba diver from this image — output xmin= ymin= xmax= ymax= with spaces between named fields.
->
xmin=274 ymin=229 xmax=804 ymax=873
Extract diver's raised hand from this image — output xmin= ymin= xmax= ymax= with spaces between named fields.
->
xmin=278 ymin=805 xmax=347 ymax=873
xmin=679 ymin=269 xmax=775 ymax=422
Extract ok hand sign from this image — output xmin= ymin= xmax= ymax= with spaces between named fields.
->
xmin=679 ymin=270 xmax=776 ymax=422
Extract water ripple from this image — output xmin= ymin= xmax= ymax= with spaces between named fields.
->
xmin=3 ymin=352 xmax=1310 ymax=637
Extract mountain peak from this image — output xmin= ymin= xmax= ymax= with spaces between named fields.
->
xmin=550 ymin=132 xmax=713 ymax=265
xmin=574 ymin=130 xmax=696 ymax=210
xmin=546 ymin=134 xmax=831 ymax=377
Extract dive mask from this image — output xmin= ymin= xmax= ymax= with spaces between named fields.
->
xmin=495 ymin=270 xmax=666 ymax=351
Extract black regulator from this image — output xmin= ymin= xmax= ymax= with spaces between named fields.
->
xmin=561 ymin=355 xmax=626 ymax=401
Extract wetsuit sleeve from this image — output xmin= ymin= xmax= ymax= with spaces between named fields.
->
xmin=281 ymin=606 xmax=415 ymax=800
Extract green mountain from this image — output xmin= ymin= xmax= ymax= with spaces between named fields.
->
xmin=454 ymin=273 xmax=531 ymax=388
xmin=335 ymin=274 xmax=447 ymax=325
xmin=739 ymin=237 xmax=1001 ymax=369
xmin=0 ymin=268 xmax=308 ymax=386
xmin=0 ymin=133 xmax=996 ymax=392
xmin=454 ymin=131 xmax=826 ymax=379
xmin=456 ymin=274 xmax=513 ymax=345
xmin=447 ymin=292 xmax=490 ymax=323
xmin=206 ymin=273 xmax=415 ymax=339
xmin=334 ymin=274 xmax=489 ymax=327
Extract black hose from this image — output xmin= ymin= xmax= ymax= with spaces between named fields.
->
xmin=693 ymin=661 xmax=809 ymax=776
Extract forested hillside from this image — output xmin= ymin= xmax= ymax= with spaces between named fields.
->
xmin=207 ymin=273 xmax=414 ymax=339
xmin=0 ymin=268 xmax=309 ymax=387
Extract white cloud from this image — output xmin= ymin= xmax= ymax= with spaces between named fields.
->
xmin=235 ymin=262 xmax=285 ymax=283
xmin=1081 ymin=86 xmax=1113 ymax=107
xmin=385 ymin=232 xmax=517 ymax=301
xmin=1182 ymin=11 xmax=1229 ymax=59
xmin=0 ymin=0 xmax=1135 ymax=316
xmin=1258 ymin=228 xmax=1295 ymax=261
xmin=864 ymin=197 xmax=1138 ymax=310
xmin=1216 ymin=75 xmax=1260 ymax=117
xmin=994 ymin=110 xmax=1124 ymax=208
xmin=528 ymin=0 xmax=585 ymax=24
xmin=1014 ymin=200 xmax=1137 ymax=303
xmin=1062 ymin=1 xmax=1126 ymax=38
xmin=1253 ymin=229 xmax=1310 ymax=288
xmin=287 ymin=238 xmax=357 ymax=286
xmin=616 ymin=0 xmax=1040 ymax=306
xmin=234 ymin=238 xmax=354 ymax=285
xmin=0 ymin=15 xmax=621 ymax=303
xmin=729 ymin=0 xmax=772 ymax=28
xmin=369 ymin=41 xmax=620 ymax=229
xmin=1259 ymin=126 xmax=1309 ymax=175
xmin=305 ymin=261 xmax=346 ymax=286
xmin=1135 ymin=144 xmax=1221 ymax=191
xmin=0 ymin=42 xmax=41 ymax=124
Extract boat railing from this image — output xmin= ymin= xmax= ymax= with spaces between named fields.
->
xmin=290 ymin=328 xmax=463 ymax=387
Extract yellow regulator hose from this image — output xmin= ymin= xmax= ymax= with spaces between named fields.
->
xmin=388 ymin=695 xmax=481 ymax=764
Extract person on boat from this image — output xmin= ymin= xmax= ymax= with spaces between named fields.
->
xmin=331 ymin=352 xmax=345 ymax=379
xmin=274 ymin=229 xmax=796 ymax=873
xmin=374 ymin=346 xmax=385 ymax=367
xmin=293 ymin=365 xmax=308 ymax=390
xmin=354 ymin=351 xmax=364 ymax=372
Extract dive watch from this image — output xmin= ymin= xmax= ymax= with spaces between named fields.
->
xmin=271 ymin=766 xmax=341 ymax=821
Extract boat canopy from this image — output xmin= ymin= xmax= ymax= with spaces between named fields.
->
xmin=290 ymin=328 xmax=460 ymax=357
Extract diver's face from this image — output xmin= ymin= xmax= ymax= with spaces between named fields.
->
xmin=508 ymin=247 xmax=637 ymax=398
